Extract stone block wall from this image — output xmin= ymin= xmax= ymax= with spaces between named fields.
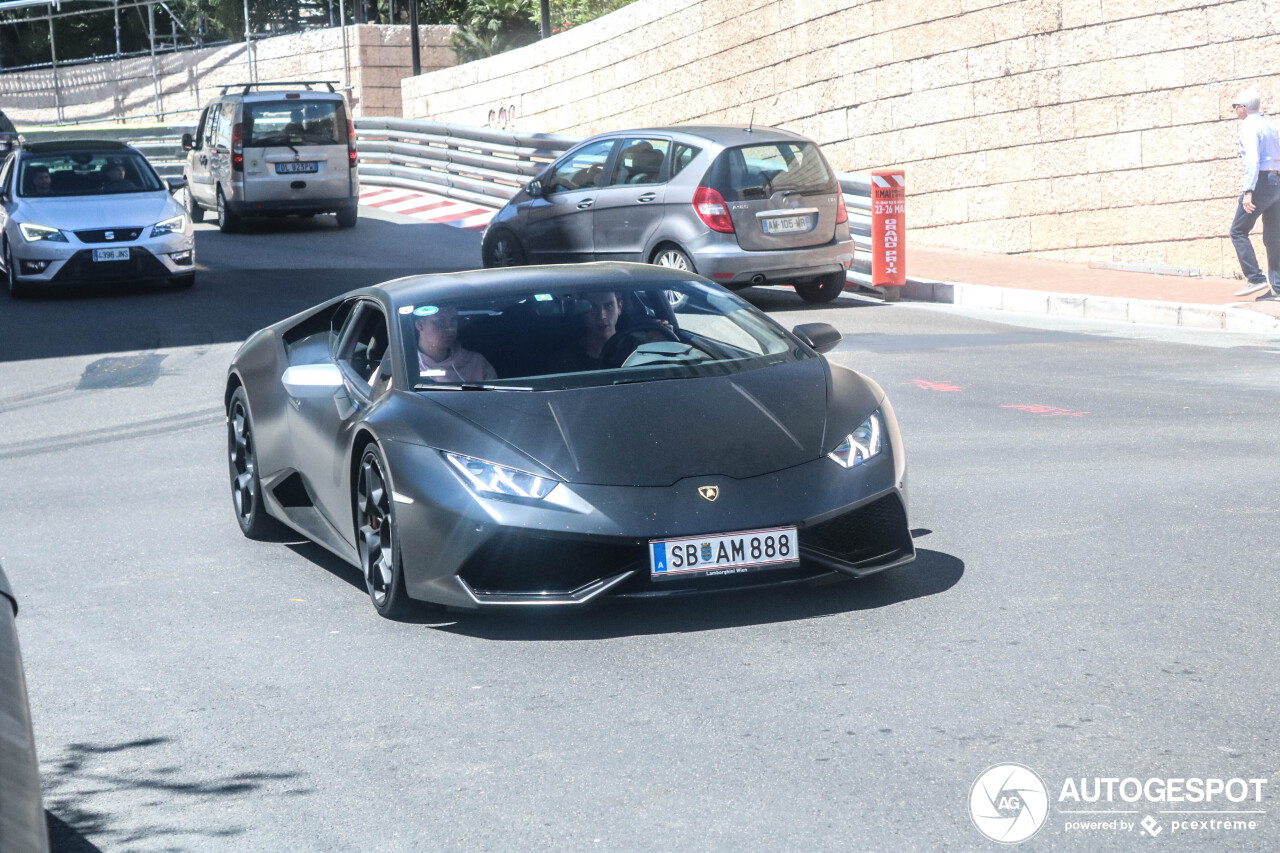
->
xmin=0 ymin=24 xmax=455 ymax=125
xmin=401 ymin=0 xmax=1280 ymax=277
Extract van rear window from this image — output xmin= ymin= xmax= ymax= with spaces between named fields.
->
xmin=724 ymin=142 xmax=831 ymax=199
xmin=244 ymin=100 xmax=347 ymax=147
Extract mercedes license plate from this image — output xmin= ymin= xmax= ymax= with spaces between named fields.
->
xmin=650 ymin=526 xmax=799 ymax=579
xmin=92 ymin=248 xmax=130 ymax=262
xmin=762 ymin=215 xmax=812 ymax=234
xmin=275 ymin=161 xmax=319 ymax=174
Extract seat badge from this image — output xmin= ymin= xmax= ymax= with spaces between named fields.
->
xmin=698 ymin=485 xmax=719 ymax=502
xmin=105 ymin=231 xmax=114 ymax=240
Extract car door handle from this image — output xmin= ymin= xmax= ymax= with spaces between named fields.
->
xmin=577 ymin=199 xmax=594 ymax=210
xmin=636 ymin=193 xmax=656 ymax=203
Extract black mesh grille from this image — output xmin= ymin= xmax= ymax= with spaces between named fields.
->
xmin=73 ymin=227 xmax=144 ymax=243
xmin=460 ymin=533 xmax=646 ymax=595
xmin=800 ymin=494 xmax=911 ymax=565
xmin=51 ymin=249 xmax=170 ymax=283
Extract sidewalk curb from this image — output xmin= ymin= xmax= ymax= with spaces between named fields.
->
xmin=891 ymin=277 xmax=1280 ymax=334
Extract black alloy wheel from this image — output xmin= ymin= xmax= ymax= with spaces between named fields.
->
xmin=355 ymin=445 xmax=413 ymax=619
xmin=217 ymin=187 xmax=241 ymax=234
xmin=185 ymin=186 xmax=205 ymax=223
xmin=795 ymin=270 xmax=847 ymax=304
xmin=482 ymin=228 xmax=525 ymax=267
xmin=227 ymin=387 xmax=276 ymax=538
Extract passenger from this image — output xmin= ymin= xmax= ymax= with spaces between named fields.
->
xmin=415 ymin=306 xmax=497 ymax=383
xmin=25 ymin=165 xmax=51 ymax=195
xmin=100 ymin=159 xmax=135 ymax=192
xmin=547 ymin=291 xmax=621 ymax=373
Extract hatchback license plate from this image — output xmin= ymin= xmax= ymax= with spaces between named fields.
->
xmin=762 ymin=215 xmax=813 ymax=234
xmin=650 ymin=526 xmax=799 ymax=579
xmin=275 ymin=161 xmax=319 ymax=174
xmin=92 ymin=248 xmax=130 ymax=262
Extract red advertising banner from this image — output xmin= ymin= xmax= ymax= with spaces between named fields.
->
xmin=871 ymin=170 xmax=905 ymax=288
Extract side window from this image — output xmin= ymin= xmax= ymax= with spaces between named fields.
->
xmin=216 ymin=102 xmax=236 ymax=148
xmin=204 ymin=104 xmax=221 ymax=148
xmin=607 ymin=138 xmax=670 ymax=187
xmin=336 ymin=304 xmax=391 ymax=393
xmin=0 ymin=156 xmax=13 ymax=196
xmin=670 ymin=143 xmax=701 ymax=178
xmin=193 ymin=107 xmax=210 ymax=150
xmin=546 ymin=139 xmax=616 ymax=194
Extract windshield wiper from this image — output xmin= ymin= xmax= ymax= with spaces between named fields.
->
xmin=251 ymin=133 xmax=299 ymax=154
xmin=414 ymin=382 xmax=534 ymax=391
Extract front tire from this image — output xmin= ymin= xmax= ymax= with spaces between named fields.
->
xmin=217 ymin=187 xmax=241 ymax=234
xmin=482 ymin=228 xmax=525 ymax=267
xmin=795 ymin=270 xmax=847 ymax=304
xmin=355 ymin=445 xmax=414 ymax=619
xmin=3 ymin=242 xmax=26 ymax=299
xmin=227 ymin=387 xmax=278 ymax=539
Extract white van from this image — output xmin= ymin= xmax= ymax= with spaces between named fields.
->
xmin=182 ymin=82 xmax=359 ymax=232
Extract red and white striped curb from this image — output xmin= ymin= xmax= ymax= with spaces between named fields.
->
xmin=358 ymin=186 xmax=497 ymax=230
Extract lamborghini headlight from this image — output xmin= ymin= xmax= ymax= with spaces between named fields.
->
xmin=828 ymin=412 xmax=883 ymax=468
xmin=19 ymin=222 xmax=67 ymax=243
xmin=150 ymin=214 xmax=187 ymax=238
xmin=444 ymin=452 xmax=556 ymax=500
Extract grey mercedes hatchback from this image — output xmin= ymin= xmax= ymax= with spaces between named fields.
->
xmin=481 ymin=126 xmax=855 ymax=303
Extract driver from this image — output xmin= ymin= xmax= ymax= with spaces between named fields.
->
xmin=415 ymin=306 xmax=496 ymax=384
xmin=548 ymin=291 xmax=621 ymax=373
xmin=100 ymin=159 xmax=135 ymax=191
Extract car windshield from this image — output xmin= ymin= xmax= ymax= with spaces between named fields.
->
xmin=244 ymin=100 xmax=346 ymax=147
xmin=17 ymin=150 xmax=163 ymax=197
xmin=403 ymin=280 xmax=813 ymax=391
xmin=727 ymin=142 xmax=832 ymax=198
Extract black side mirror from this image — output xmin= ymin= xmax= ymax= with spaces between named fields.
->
xmin=526 ymin=178 xmax=543 ymax=198
xmin=166 ymin=177 xmax=187 ymax=194
xmin=181 ymin=133 xmax=194 ymax=151
xmin=792 ymin=322 xmax=842 ymax=354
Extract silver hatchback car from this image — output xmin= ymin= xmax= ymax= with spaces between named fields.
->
xmin=0 ymin=139 xmax=195 ymax=297
xmin=481 ymin=126 xmax=855 ymax=303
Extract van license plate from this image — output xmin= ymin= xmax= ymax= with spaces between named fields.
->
xmin=762 ymin=215 xmax=813 ymax=234
xmin=93 ymin=248 xmax=130 ymax=262
xmin=276 ymin=162 xmax=319 ymax=174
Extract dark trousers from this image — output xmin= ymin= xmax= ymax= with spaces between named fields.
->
xmin=1230 ymin=171 xmax=1280 ymax=293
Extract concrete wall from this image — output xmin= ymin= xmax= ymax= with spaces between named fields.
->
xmin=0 ymin=24 xmax=455 ymax=126
xmin=401 ymin=0 xmax=1280 ymax=278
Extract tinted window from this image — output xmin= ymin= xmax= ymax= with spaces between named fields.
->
xmin=606 ymin=138 xmax=669 ymax=186
xmin=723 ymin=142 xmax=832 ymax=199
xmin=244 ymin=100 xmax=347 ymax=147
xmin=400 ymin=280 xmax=810 ymax=391
xmin=547 ymin=139 xmax=616 ymax=194
xmin=338 ymin=304 xmax=390 ymax=392
xmin=670 ymin=143 xmax=701 ymax=178
xmin=18 ymin=150 xmax=164 ymax=197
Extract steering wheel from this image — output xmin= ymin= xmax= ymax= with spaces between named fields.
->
xmin=599 ymin=319 xmax=680 ymax=369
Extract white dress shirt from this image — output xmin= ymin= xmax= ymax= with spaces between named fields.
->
xmin=1239 ymin=112 xmax=1280 ymax=193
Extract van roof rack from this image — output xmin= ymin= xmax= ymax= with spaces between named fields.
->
xmin=220 ymin=81 xmax=339 ymax=96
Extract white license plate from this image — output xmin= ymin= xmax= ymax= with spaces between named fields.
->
xmin=275 ymin=161 xmax=319 ymax=174
xmin=763 ymin=215 xmax=812 ymax=234
xmin=92 ymin=248 xmax=130 ymax=262
xmin=650 ymin=526 xmax=799 ymax=579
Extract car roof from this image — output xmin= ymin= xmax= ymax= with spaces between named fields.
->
xmin=588 ymin=125 xmax=812 ymax=147
xmin=22 ymin=139 xmax=132 ymax=154
xmin=366 ymin=262 xmax=701 ymax=309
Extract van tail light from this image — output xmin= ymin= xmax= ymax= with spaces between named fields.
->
xmin=348 ymin=119 xmax=357 ymax=168
xmin=231 ymin=122 xmax=244 ymax=172
xmin=835 ymin=191 xmax=848 ymax=224
xmin=693 ymin=186 xmax=735 ymax=233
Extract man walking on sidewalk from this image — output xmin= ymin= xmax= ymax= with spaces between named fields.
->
xmin=1230 ymin=88 xmax=1280 ymax=299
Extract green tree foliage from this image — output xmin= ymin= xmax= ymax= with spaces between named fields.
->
xmin=545 ymin=0 xmax=631 ymax=33
xmin=450 ymin=0 xmax=538 ymax=62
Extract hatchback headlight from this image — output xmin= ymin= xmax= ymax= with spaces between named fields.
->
xmin=828 ymin=412 xmax=883 ymax=468
xmin=150 ymin=214 xmax=187 ymax=238
xmin=444 ymin=452 xmax=556 ymax=500
xmin=19 ymin=222 xmax=66 ymax=243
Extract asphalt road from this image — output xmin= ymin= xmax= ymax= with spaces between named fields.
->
xmin=2 ymin=206 xmax=1279 ymax=852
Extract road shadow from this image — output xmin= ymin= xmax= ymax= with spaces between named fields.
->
xmin=418 ymin=548 xmax=964 ymax=640
xmin=43 ymin=736 xmax=309 ymax=852
xmin=0 ymin=215 xmax=478 ymax=364
xmin=284 ymin=540 xmax=365 ymax=594
xmin=736 ymin=285 xmax=889 ymax=314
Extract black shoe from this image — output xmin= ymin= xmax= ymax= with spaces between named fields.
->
xmin=1258 ymin=291 xmax=1280 ymax=301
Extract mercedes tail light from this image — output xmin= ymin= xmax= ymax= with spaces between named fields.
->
xmin=693 ymin=186 xmax=734 ymax=233
xmin=835 ymin=191 xmax=848 ymax=224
